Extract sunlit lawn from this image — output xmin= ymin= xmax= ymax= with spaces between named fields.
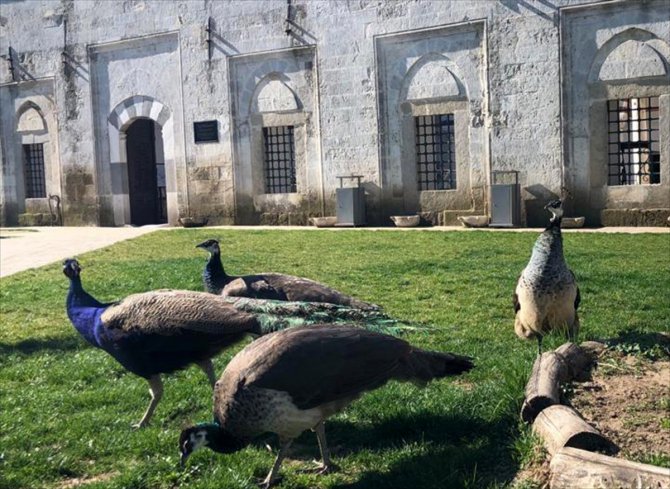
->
xmin=1 ymin=229 xmax=668 ymax=489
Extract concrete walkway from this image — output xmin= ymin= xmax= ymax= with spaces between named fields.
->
xmin=0 ymin=224 xmax=667 ymax=279
xmin=0 ymin=226 xmax=162 ymax=278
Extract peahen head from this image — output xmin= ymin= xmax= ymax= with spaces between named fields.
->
xmin=63 ymin=258 xmax=82 ymax=280
xmin=544 ymin=199 xmax=564 ymax=222
xmin=179 ymin=423 xmax=245 ymax=467
xmin=196 ymin=239 xmax=220 ymax=256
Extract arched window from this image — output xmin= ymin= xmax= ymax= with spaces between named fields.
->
xmin=16 ymin=104 xmax=48 ymax=198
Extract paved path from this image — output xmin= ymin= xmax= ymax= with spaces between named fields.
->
xmin=0 ymin=224 xmax=667 ymax=278
xmin=0 ymin=226 xmax=161 ymax=278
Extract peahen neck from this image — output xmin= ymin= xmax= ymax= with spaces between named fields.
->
xmin=527 ymin=220 xmax=564 ymax=271
xmin=199 ymin=423 xmax=247 ymax=454
xmin=203 ymin=251 xmax=229 ymax=294
xmin=66 ymin=276 xmax=107 ymax=347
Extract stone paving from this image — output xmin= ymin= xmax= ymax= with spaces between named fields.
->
xmin=0 ymin=226 xmax=162 ymax=278
xmin=0 ymin=224 xmax=667 ymax=279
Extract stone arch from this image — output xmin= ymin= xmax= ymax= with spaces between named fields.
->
xmin=16 ymin=101 xmax=48 ymax=134
xmin=399 ymin=53 xmax=466 ymax=105
xmin=106 ymin=95 xmax=177 ymax=225
xmin=588 ymin=28 xmax=670 ymax=83
xmin=250 ymin=72 xmax=301 ymax=114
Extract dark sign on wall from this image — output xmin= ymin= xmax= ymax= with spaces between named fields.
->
xmin=193 ymin=120 xmax=219 ymax=143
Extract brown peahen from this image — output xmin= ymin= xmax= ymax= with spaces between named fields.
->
xmin=513 ymin=200 xmax=581 ymax=354
xmin=196 ymin=239 xmax=379 ymax=310
xmin=179 ymin=324 xmax=474 ymax=487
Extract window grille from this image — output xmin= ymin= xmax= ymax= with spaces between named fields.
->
xmin=415 ymin=114 xmax=456 ymax=190
xmin=263 ymin=125 xmax=296 ymax=194
xmin=607 ymin=97 xmax=660 ymax=185
xmin=23 ymin=143 xmax=46 ymax=198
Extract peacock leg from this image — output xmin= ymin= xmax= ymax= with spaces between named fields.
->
xmin=313 ymin=421 xmax=337 ymax=474
xmin=537 ymin=336 xmax=543 ymax=357
xmin=197 ymin=359 xmax=217 ymax=388
xmin=260 ymin=440 xmax=292 ymax=488
xmin=133 ymin=375 xmax=163 ymax=429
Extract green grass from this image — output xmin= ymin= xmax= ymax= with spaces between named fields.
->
xmin=1 ymin=229 xmax=668 ymax=489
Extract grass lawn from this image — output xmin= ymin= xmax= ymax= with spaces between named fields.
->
xmin=1 ymin=229 xmax=668 ymax=489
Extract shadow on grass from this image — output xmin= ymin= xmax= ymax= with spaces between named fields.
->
xmin=288 ymin=411 xmax=518 ymax=488
xmin=0 ymin=335 xmax=81 ymax=356
xmin=602 ymin=328 xmax=670 ymax=360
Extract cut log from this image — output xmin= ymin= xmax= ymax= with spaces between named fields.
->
xmin=521 ymin=351 xmax=565 ymax=422
xmin=533 ymin=404 xmax=617 ymax=456
xmin=550 ymin=447 xmax=670 ymax=489
xmin=521 ymin=343 xmax=597 ymax=422
xmin=555 ymin=342 xmax=596 ymax=382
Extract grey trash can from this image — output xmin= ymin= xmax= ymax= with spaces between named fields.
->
xmin=490 ymin=171 xmax=521 ymax=227
xmin=336 ymin=176 xmax=366 ymax=226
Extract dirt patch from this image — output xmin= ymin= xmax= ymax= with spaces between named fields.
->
xmin=568 ymin=354 xmax=670 ymax=465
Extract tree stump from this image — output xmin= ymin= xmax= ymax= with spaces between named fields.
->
xmin=533 ymin=404 xmax=617 ymax=456
xmin=549 ymin=447 xmax=670 ymax=489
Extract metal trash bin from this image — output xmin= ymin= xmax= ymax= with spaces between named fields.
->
xmin=490 ymin=171 xmax=521 ymax=227
xmin=336 ymin=175 xmax=366 ymax=226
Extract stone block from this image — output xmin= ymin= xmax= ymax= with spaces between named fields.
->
xmin=600 ymin=208 xmax=670 ymax=227
xmin=18 ymin=213 xmax=50 ymax=226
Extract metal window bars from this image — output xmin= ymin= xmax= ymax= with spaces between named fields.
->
xmin=263 ymin=125 xmax=297 ymax=194
xmin=23 ymin=143 xmax=46 ymax=198
xmin=415 ymin=114 xmax=456 ymax=191
xmin=607 ymin=96 xmax=660 ymax=185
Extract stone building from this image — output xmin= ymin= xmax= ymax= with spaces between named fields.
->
xmin=0 ymin=0 xmax=668 ymax=227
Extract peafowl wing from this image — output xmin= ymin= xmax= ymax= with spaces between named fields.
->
xmin=231 ymin=326 xmax=410 ymax=410
xmin=100 ymin=290 xmax=261 ymax=336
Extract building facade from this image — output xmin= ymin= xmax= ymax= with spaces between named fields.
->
xmin=0 ymin=0 xmax=668 ymax=227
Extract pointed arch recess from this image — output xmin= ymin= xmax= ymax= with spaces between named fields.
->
xmin=588 ymin=28 xmax=670 ymax=83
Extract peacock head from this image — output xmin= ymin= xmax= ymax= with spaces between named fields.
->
xmin=544 ymin=199 xmax=564 ymax=222
xmin=62 ymin=258 xmax=82 ymax=280
xmin=196 ymin=239 xmax=220 ymax=256
xmin=179 ymin=423 xmax=245 ymax=467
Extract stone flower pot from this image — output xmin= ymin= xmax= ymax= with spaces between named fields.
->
xmin=178 ymin=217 xmax=208 ymax=228
xmin=309 ymin=216 xmax=337 ymax=227
xmin=457 ymin=215 xmax=489 ymax=228
xmin=561 ymin=217 xmax=585 ymax=228
xmin=390 ymin=215 xmax=421 ymax=227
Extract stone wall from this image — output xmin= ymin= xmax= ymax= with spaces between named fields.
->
xmin=0 ymin=0 xmax=668 ymax=227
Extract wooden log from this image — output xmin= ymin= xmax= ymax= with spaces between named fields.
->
xmin=550 ymin=447 xmax=670 ymax=489
xmin=521 ymin=351 xmax=566 ymax=422
xmin=533 ymin=404 xmax=617 ymax=456
xmin=521 ymin=343 xmax=597 ymax=422
xmin=555 ymin=342 xmax=596 ymax=382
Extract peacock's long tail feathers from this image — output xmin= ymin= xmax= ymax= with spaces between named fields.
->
xmin=222 ymin=296 xmax=425 ymax=336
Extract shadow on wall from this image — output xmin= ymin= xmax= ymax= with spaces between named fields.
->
xmin=524 ymin=184 xmax=559 ymax=226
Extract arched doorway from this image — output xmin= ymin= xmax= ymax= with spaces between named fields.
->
xmin=125 ymin=118 xmax=167 ymax=225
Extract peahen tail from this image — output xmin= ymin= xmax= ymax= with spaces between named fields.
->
xmin=222 ymin=296 xmax=425 ymax=336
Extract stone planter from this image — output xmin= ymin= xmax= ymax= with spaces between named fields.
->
xmin=390 ymin=215 xmax=420 ymax=227
xmin=457 ymin=215 xmax=489 ymax=228
xmin=562 ymin=217 xmax=585 ymax=228
xmin=179 ymin=217 xmax=208 ymax=228
xmin=309 ymin=216 xmax=337 ymax=227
